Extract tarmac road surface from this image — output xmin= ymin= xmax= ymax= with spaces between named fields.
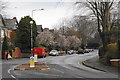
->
xmin=1 ymin=50 xmax=119 ymax=80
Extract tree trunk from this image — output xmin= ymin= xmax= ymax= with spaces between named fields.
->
xmin=100 ymin=32 xmax=108 ymax=53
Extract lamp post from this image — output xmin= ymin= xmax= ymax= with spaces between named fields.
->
xmin=30 ymin=21 xmax=33 ymax=54
xmin=0 ymin=27 xmax=2 ymax=59
xmin=0 ymin=26 xmax=4 ymax=59
xmin=30 ymin=8 xmax=44 ymax=54
xmin=32 ymin=8 xmax=44 ymax=20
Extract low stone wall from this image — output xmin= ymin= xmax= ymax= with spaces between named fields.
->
xmin=13 ymin=47 xmax=32 ymax=58
xmin=21 ymin=53 xmax=32 ymax=58
xmin=110 ymin=59 xmax=120 ymax=67
xmin=13 ymin=47 xmax=21 ymax=58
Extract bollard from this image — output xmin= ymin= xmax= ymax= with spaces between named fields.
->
xmin=30 ymin=56 xmax=35 ymax=68
xmin=34 ymin=54 xmax=38 ymax=62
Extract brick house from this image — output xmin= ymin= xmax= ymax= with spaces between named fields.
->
xmin=36 ymin=25 xmax=43 ymax=33
xmin=3 ymin=17 xmax=18 ymax=46
xmin=0 ymin=14 xmax=18 ymax=58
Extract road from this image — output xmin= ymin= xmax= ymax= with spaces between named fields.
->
xmin=1 ymin=50 xmax=119 ymax=80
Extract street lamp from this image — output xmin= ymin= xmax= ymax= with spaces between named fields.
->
xmin=0 ymin=26 xmax=4 ymax=59
xmin=30 ymin=8 xmax=44 ymax=54
xmin=32 ymin=8 xmax=44 ymax=19
xmin=30 ymin=21 xmax=33 ymax=54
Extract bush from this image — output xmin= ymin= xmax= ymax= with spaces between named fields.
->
xmin=117 ymin=39 xmax=120 ymax=57
xmin=99 ymin=43 xmax=119 ymax=65
xmin=118 ymin=39 xmax=120 ymax=52
xmin=105 ymin=43 xmax=119 ymax=59
xmin=98 ymin=45 xmax=105 ymax=58
xmin=99 ymin=43 xmax=119 ymax=58
xmin=2 ymin=35 xmax=8 ymax=59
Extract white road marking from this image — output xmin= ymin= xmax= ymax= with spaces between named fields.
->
xmin=8 ymin=69 xmax=17 ymax=79
xmin=8 ymin=69 xmax=11 ymax=73
xmin=11 ymin=75 xmax=16 ymax=79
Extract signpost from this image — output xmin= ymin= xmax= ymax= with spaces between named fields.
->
xmin=34 ymin=54 xmax=38 ymax=62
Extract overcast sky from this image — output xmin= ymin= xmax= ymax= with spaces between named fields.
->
xmin=2 ymin=0 xmax=79 ymax=29
xmin=3 ymin=0 xmax=119 ymax=29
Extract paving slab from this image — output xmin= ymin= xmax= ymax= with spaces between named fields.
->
xmin=82 ymin=56 xmax=120 ymax=76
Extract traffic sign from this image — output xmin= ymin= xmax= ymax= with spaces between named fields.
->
xmin=34 ymin=54 xmax=38 ymax=62
xmin=30 ymin=56 xmax=35 ymax=68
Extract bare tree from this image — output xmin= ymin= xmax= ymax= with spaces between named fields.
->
xmin=66 ymin=27 xmax=80 ymax=38
xmin=76 ymin=0 xmax=118 ymax=53
xmin=0 ymin=1 xmax=7 ymax=13
xmin=71 ymin=16 xmax=97 ymax=46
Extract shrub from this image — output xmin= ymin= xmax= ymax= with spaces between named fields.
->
xmin=105 ymin=43 xmax=119 ymax=59
xmin=38 ymin=45 xmax=46 ymax=49
xmin=118 ymin=39 xmax=120 ymax=52
xmin=98 ymin=45 xmax=105 ymax=58
xmin=99 ymin=43 xmax=119 ymax=65
xmin=2 ymin=35 xmax=8 ymax=59
xmin=117 ymin=39 xmax=120 ymax=57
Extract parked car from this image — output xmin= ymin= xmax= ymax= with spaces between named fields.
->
xmin=49 ymin=50 xmax=59 ymax=56
xmin=84 ymin=49 xmax=89 ymax=53
xmin=67 ymin=50 xmax=74 ymax=55
xmin=58 ymin=51 xmax=66 ymax=56
xmin=77 ymin=49 xmax=84 ymax=54
xmin=88 ymin=49 xmax=94 ymax=52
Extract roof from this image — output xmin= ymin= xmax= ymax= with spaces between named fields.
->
xmin=0 ymin=14 xmax=5 ymax=27
xmin=4 ymin=18 xmax=18 ymax=30
xmin=36 ymin=25 xmax=43 ymax=33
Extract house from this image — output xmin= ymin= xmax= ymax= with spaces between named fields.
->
xmin=49 ymin=29 xmax=54 ymax=33
xmin=0 ymin=14 xmax=18 ymax=46
xmin=0 ymin=14 xmax=5 ymax=58
xmin=36 ymin=25 xmax=43 ymax=33
xmin=0 ymin=15 xmax=18 ymax=39
xmin=43 ymin=28 xmax=55 ymax=33
xmin=0 ymin=14 xmax=18 ymax=59
xmin=0 ymin=14 xmax=5 ymax=39
xmin=4 ymin=17 xmax=18 ymax=38
xmin=43 ymin=28 xmax=49 ymax=32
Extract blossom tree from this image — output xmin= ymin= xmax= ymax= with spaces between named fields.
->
xmin=36 ymin=32 xmax=54 ymax=47
xmin=66 ymin=36 xmax=81 ymax=49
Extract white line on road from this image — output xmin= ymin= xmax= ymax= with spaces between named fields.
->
xmin=8 ymin=69 xmax=11 ymax=73
xmin=11 ymin=75 xmax=16 ymax=79
xmin=8 ymin=69 xmax=17 ymax=79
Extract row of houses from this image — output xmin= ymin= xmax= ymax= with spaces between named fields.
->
xmin=0 ymin=15 xmax=18 ymax=40
xmin=0 ymin=14 xmax=55 ymax=58
xmin=0 ymin=14 xmax=55 ymax=40
xmin=36 ymin=25 xmax=54 ymax=33
xmin=0 ymin=14 xmax=54 ymax=44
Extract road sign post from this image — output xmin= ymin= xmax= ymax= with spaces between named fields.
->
xmin=34 ymin=54 xmax=38 ymax=62
xmin=30 ymin=56 xmax=35 ymax=68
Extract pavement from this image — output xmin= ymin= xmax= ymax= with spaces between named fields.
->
xmin=82 ymin=56 xmax=120 ymax=76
